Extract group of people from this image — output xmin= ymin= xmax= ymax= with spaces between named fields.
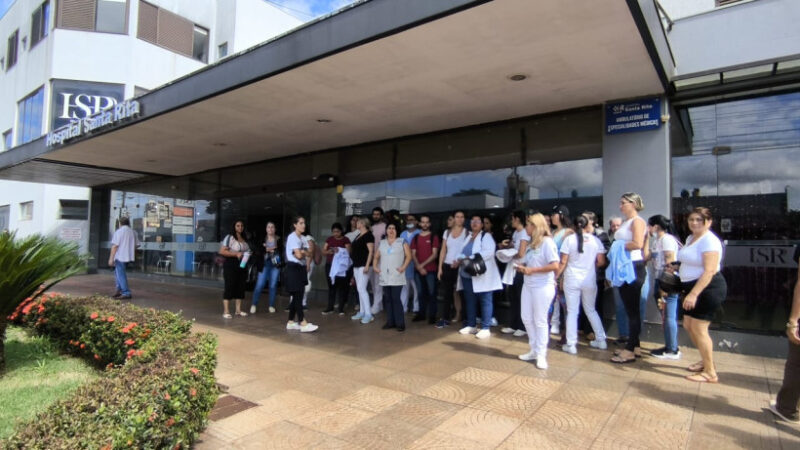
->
xmin=218 ymin=195 xmax=733 ymax=382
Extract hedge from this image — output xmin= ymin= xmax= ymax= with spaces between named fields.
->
xmin=2 ymin=293 xmax=218 ymax=449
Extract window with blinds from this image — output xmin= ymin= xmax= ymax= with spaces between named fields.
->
xmin=31 ymin=1 xmax=51 ymax=48
xmin=137 ymin=1 xmax=209 ymax=62
xmin=56 ymin=0 xmax=128 ymax=34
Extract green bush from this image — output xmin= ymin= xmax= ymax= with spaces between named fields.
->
xmin=3 ymin=294 xmax=217 ymax=449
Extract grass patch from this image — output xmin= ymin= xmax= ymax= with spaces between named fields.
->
xmin=0 ymin=326 xmax=97 ymax=440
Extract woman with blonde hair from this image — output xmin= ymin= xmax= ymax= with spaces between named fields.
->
xmin=610 ymin=192 xmax=648 ymax=363
xmin=517 ymin=213 xmax=560 ymax=370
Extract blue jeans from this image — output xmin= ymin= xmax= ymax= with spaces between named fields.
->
xmin=114 ymin=260 xmax=130 ymax=296
xmin=415 ymin=271 xmax=437 ymax=320
xmin=662 ymin=292 xmax=679 ymax=352
xmin=462 ymin=276 xmax=493 ymax=330
xmin=252 ymin=260 xmax=280 ymax=307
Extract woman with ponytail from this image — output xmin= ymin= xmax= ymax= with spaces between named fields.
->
xmin=649 ymin=214 xmax=682 ymax=359
xmin=556 ymin=214 xmax=608 ymax=354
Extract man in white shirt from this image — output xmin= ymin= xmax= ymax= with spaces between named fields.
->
xmin=108 ymin=216 xmax=140 ymax=300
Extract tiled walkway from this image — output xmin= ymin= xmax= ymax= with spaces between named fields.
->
xmin=56 ymin=274 xmax=799 ymax=449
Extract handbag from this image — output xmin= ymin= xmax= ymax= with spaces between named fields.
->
xmin=657 ymin=270 xmax=682 ymax=295
xmin=270 ymin=253 xmax=286 ymax=268
xmin=460 ymin=253 xmax=487 ymax=277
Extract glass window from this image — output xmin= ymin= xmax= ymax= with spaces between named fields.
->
xmin=30 ymin=1 xmax=50 ymax=48
xmin=0 ymin=205 xmax=9 ymax=231
xmin=6 ymin=29 xmax=18 ymax=70
xmin=96 ymin=0 xmax=128 ymax=34
xmin=193 ymin=26 xmax=209 ymax=62
xmin=672 ymin=92 xmax=800 ymax=333
xmin=17 ymin=87 xmax=45 ymax=145
xmin=59 ymin=199 xmax=89 ymax=220
xmin=218 ymin=42 xmax=227 ymax=59
xmin=20 ymin=201 xmax=33 ymax=221
xmin=2 ymin=130 xmax=12 ymax=150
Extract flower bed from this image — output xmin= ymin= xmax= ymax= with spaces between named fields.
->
xmin=3 ymin=294 xmax=218 ymax=449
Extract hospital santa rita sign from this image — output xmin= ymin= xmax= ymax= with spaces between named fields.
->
xmin=605 ymin=98 xmax=661 ymax=135
xmin=46 ymin=99 xmax=141 ymax=147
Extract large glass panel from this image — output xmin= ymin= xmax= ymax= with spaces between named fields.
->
xmin=673 ymin=92 xmax=800 ymax=333
xmin=17 ymin=87 xmax=44 ymax=145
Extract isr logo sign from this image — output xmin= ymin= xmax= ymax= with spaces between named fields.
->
xmin=59 ymin=93 xmax=118 ymax=120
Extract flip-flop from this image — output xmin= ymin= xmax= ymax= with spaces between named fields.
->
xmin=686 ymin=372 xmax=718 ymax=383
xmin=686 ymin=362 xmax=704 ymax=372
xmin=610 ymin=352 xmax=637 ymax=364
xmin=614 ymin=348 xmax=642 ymax=358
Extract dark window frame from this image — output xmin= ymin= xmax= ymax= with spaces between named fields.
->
xmin=6 ymin=29 xmax=19 ymax=71
xmin=30 ymin=1 xmax=51 ymax=49
xmin=59 ymin=199 xmax=90 ymax=220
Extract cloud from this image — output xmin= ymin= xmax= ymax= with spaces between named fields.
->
xmin=265 ymin=0 xmax=355 ymax=20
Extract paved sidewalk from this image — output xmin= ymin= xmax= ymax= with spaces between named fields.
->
xmin=56 ymin=274 xmax=799 ymax=449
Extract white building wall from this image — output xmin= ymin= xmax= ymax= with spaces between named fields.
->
xmin=0 ymin=0 xmax=299 ymax=254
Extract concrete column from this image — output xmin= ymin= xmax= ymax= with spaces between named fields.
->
xmin=602 ymin=96 xmax=671 ymax=228
xmin=602 ymin=96 xmax=671 ymax=324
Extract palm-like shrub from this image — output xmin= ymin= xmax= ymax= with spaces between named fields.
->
xmin=0 ymin=231 xmax=86 ymax=371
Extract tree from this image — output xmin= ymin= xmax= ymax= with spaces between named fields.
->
xmin=0 ymin=232 xmax=86 ymax=372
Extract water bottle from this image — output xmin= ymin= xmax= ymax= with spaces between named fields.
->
xmin=240 ymin=251 xmax=251 ymax=268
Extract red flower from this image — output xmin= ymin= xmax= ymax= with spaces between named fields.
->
xmin=94 ymin=354 xmax=101 ymax=360
xmin=164 ymin=392 xmax=171 ymax=400
xmin=124 ymin=339 xmax=135 ymax=346
xmin=190 ymin=367 xmax=200 ymax=375
xmin=127 ymin=349 xmax=136 ymax=357
xmin=190 ymin=388 xmax=197 ymax=397
xmin=135 ymin=350 xmax=144 ymax=357
xmin=107 ymin=316 xmax=115 ymax=323
xmin=90 ymin=312 xmax=99 ymax=320
xmin=106 ymin=363 xmax=114 ymax=369
xmin=22 ymin=303 xmax=34 ymax=315
xmin=165 ymin=417 xmax=175 ymax=427
xmin=80 ymin=343 xmax=86 ymax=349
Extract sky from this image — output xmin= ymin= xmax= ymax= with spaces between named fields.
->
xmin=0 ymin=0 xmax=14 ymax=19
xmin=264 ymin=0 xmax=357 ymax=21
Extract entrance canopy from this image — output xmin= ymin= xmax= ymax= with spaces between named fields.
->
xmin=0 ymin=0 xmax=664 ymax=186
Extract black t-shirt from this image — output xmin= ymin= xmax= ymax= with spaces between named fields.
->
xmin=351 ymin=231 xmax=374 ymax=267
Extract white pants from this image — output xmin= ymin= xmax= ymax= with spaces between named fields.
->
xmin=564 ymin=280 xmax=607 ymax=346
xmin=354 ymin=267 xmax=372 ymax=318
xmin=401 ymin=276 xmax=419 ymax=312
xmin=521 ymin=284 xmax=555 ymax=358
xmin=369 ymin=269 xmax=383 ymax=314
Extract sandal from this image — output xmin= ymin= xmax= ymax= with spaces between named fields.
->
xmin=686 ymin=372 xmax=718 ymax=383
xmin=223 ymin=313 xmax=232 ymax=319
xmin=686 ymin=361 xmax=704 ymax=372
xmin=614 ymin=347 xmax=642 ymax=358
xmin=611 ymin=350 xmax=637 ymax=364
xmin=236 ymin=311 xmax=248 ymax=317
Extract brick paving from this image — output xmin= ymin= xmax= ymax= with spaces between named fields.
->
xmin=55 ymin=274 xmax=800 ymax=449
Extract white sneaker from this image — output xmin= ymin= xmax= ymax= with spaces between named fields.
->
xmin=268 ymin=306 xmax=276 ymax=313
xmin=475 ymin=329 xmax=491 ymax=339
xmin=500 ymin=327 xmax=515 ymax=334
xmin=562 ymin=344 xmax=577 ymax=355
xmin=536 ymin=357 xmax=548 ymax=370
xmin=490 ymin=317 xmax=499 ymax=327
xmin=250 ymin=305 xmax=257 ymax=314
xmin=513 ymin=329 xmax=527 ymax=337
xmin=518 ymin=351 xmax=537 ymax=361
xmin=459 ymin=326 xmax=478 ymax=335
xmin=286 ymin=321 xmax=301 ymax=330
xmin=550 ymin=325 xmax=559 ymax=335
xmin=589 ymin=339 xmax=608 ymax=350
xmin=300 ymin=323 xmax=319 ymax=333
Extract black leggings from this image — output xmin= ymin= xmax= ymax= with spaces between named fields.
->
xmin=288 ymin=289 xmax=304 ymax=323
xmin=619 ymin=261 xmax=646 ymax=352
xmin=440 ymin=265 xmax=459 ymax=321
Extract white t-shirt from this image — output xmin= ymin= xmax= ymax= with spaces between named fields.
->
xmin=523 ymin=237 xmax=559 ymax=288
xmin=512 ymin=228 xmax=531 ymax=256
xmin=678 ymin=232 xmax=722 ymax=282
xmin=614 ymin=217 xmax=645 ymax=262
xmin=561 ymin=233 xmax=605 ymax=286
xmin=285 ymin=232 xmax=304 ymax=264
xmin=443 ymin=228 xmax=467 ymax=264
xmin=654 ymin=234 xmax=680 ymax=273
xmin=111 ymin=225 xmax=139 ymax=262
